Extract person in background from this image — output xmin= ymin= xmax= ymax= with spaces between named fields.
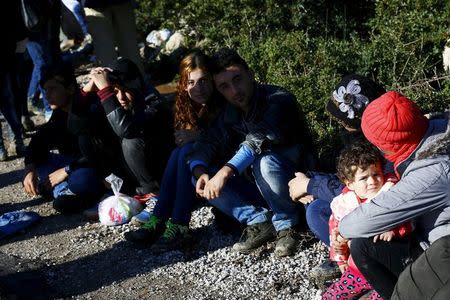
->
xmin=84 ymin=0 xmax=143 ymax=73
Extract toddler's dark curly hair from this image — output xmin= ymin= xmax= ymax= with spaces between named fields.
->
xmin=336 ymin=141 xmax=384 ymax=183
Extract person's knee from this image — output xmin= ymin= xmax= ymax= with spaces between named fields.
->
xmin=350 ymin=237 xmax=371 ymax=262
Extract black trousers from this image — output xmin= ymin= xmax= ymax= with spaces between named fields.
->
xmin=350 ymin=236 xmax=422 ymax=299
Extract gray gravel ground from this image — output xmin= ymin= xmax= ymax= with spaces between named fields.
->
xmin=0 ymin=115 xmax=326 ymax=299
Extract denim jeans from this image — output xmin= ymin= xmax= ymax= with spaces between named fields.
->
xmin=153 ymin=143 xmax=195 ymax=225
xmin=26 ymin=5 xmax=61 ymax=115
xmin=204 ymin=152 xmax=301 ymax=231
xmin=306 ymin=199 xmax=332 ymax=246
xmin=36 ymin=153 xmax=103 ymax=199
xmin=204 ymin=173 xmax=270 ymax=226
xmin=252 ymin=152 xmax=302 ymax=231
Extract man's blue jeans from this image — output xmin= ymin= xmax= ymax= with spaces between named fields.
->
xmin=203 ymin=152 xmax=302 ymax=232
xmin=305 ymin=199 xmax=332 ymax=246
xmin=153 ymin=143 xmax=195 ymax=225
xmin=36 ymin=154 xmax=103 ymax=199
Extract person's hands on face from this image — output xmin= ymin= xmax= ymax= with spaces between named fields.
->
xmin=48 ymin=167 xmax=69 ymax=188
xmin=174 ymin=129 xmax=200 ymax=147
xmin=288 ymin=172 xmax=311 ymax=202
xmin=373 ymin=230 xmax=395 ymax=242
xmin=23 ymin=169 xmax=39 ymax=196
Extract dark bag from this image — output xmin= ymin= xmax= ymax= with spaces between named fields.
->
xmin=20 ymin=0 xmax=51 ymax=32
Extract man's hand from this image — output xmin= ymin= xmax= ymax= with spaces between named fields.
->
xmin=201 ymin=166 xmax=234 ymax=200
xmin=174 ymin=129 xmax=200 ymax=147
xmin=48 ymin=167 xmax=69 ymax=187
xmin=288 ymin=172 xmax=311 ymax=202
xmin=23 ymin=168 xmax=39 ymax=196
xmin=196 ymin=173 xmax=210 ymax=197
xmin=373 ymin=230 xmax=395 ymax=242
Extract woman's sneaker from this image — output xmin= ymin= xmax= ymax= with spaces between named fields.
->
xmin=131 ymin=194 xmax=158 ymax=225
xmin=124 ymin=215 xmax=165 ymax=247
xmin=152 ymin=220 xmax=191 ymax=251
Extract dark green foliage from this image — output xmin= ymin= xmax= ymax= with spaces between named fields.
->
xmin=135 ymin=0 xmax=450 ymax=170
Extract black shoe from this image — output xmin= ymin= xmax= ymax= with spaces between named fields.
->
xmin=124 ymin=215 xmax=165 ymax=247
xmin=309 ymin=259 xmax=341 ymax=288
xmin=53 ymin=194 xmax=86 ymax=214
xmin=274 ymin=227 xmax=299 ymax=257
xmin=232 ymin=221 xmax=276 ymax=254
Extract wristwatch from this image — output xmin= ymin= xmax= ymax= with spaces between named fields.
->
xmin=64 ymin=165 xmax=72 ymax=175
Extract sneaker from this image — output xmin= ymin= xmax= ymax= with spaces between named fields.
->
xmin=152 ymin=220 xmax=191 ymax=251
xmin=274 ymin=227 xmax=299 ymax=257
xmin=22 ymin=116 xmax=35 ymax=132
xmin=232 ymin=221 xmax=276 ymax=254
xmin=131 ymin=195 xmax=158 ymax=224
xmin=124 ymin=215 xmax=165 ymax=247
xmin=309 ymin=260 xmax=341 ymax=288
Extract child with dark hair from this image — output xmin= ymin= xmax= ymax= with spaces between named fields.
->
xmin=321 ymin=141 xmax=412 ymax=299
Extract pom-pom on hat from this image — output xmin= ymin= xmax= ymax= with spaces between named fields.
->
xmin=326 ymin=74 xmax=386 ymax=130
xmin=361 ymin=91 xmax=428 ymax=165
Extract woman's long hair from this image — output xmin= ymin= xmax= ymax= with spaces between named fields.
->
xmin=174 ymin=50 xmax=220 ymax=130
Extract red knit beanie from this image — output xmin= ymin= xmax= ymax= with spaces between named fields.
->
xmin=361 ymin=91 xmax=428 ymax=166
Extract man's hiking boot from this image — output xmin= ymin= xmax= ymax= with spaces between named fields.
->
xmin=309 ymin=259 xmax=341 ymax=289
xmin=152 ymin=219 xmax=191 ymax=251
xmin=232 ymin=221 xmax=276 ymax=254
xmin=274 ymin=227 xmax=299 ymax=257
xmin=124 ymin=215 xmax=165 ymax=247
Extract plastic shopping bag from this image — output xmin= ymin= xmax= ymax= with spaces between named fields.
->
xmin=98 ymin=174 xmax=143 ymax=226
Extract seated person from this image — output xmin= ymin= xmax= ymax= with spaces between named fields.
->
xmin=23 ymin=64 xmax=104 ymax=214
xmin=322 ymin=141 xmax=411 ymax=299
xmin=83 ymin=57 xmax=174 ymax=195
xmin=125 ymin=50 xmax=224 ymax=249
xmin=339 ymin=91 xmax=450 ymax=299
xmin=287 ymin=75 xmax=386 ymax=280
xmin=189 ymin=48 xmax=315 ymax=257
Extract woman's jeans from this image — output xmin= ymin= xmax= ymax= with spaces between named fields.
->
xmin=153 ymin=143 xmax=195 ymax=225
